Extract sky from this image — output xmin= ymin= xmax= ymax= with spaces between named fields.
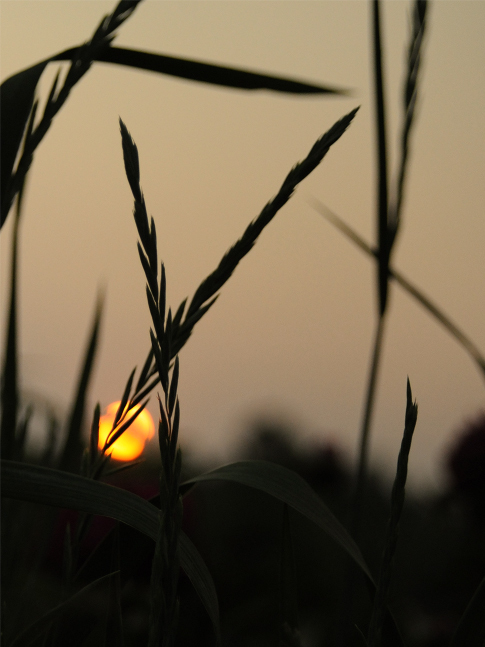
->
xmin=1 ymin=0 xmax=484 ymax=490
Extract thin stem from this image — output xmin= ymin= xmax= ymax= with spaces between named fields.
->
xmin=372 ymin=0 xmax=390 ymax=316
xmin=351 ymin=312 xmax=386 ymax=539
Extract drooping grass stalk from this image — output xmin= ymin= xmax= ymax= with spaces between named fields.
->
xmin=120 ymin=118 xmax=183 ymax=646
xmin=309 ymin=199 xmax=485 ymax=381
xmin=367 ymin=380 xmax=418 ymax=647
xmin=1 ymin=0 xmax=142 ymax=225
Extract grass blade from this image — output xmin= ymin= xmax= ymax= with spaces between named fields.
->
xmin=183 ymin=459 xmax=372 ymax=581
xmin=1 ymin=460 xmax=221 ymax=644
xmin=183 ymin=459 xmax=404 ymax=646
xmin=59 ymin=292 xmax=104 ymax=473
xmin=113 ymin=366 xmax=136 ymax=429
xmin=51 ymin=45 xmax=350 ymax=96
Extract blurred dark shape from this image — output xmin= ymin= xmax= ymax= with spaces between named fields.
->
xmin=446 ymin=410 xmax=485 ymax=526
xmin=243 ymin=419 xmax=347 ymax=491
xmin=5 ymin=415 xmax=485 ymax=647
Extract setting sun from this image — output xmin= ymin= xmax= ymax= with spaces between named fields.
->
xmin=98 ymin=401 xmax=155 ymax=461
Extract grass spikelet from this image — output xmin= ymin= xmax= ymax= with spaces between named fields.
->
xmin=389 ymin=0 xmax=428 ymax=241
xmin=184 ymin=107 xmax=359 ymax=322
xmin=367 ymin=379 xmax=418 ymax=647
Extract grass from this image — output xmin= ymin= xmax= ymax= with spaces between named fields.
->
xmin=1 ymin=1 xmax=484 ymax=646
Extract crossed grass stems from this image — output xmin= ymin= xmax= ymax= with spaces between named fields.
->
xmin=1 ymin=0 xmax=484 ymax=645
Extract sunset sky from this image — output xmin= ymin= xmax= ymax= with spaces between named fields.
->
xmin=1 ymin=1 xmax=484 ymax=489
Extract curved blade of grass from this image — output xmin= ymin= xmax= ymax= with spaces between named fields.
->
xmin=51 ymin=45 xmax=350 ymax=95
xmin=309 ymin=198 xmax=485 ymax=381
xmin=1 ymin=32 xmax=347 ymax=230
xmin=182 ymin=459 xmax=371 ymax=581
xmin=58 ymin=292 xmax=104 ymax=473
xmin=10 ymin=572 xmax=117 ymax=647
xmin=450 ymin=576 xmax=485 ymax=647
xmin=183 ymin=459 xmax=404 ymax=646
xmin=1 ymin=460 xmax=221 ymax=645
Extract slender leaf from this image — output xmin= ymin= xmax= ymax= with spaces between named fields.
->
xmin=51 ymin=45 xmax=350 ymax=95
xmin=1 ymin=460 xmax=221 ymax=644
xmin=113 ymin=366 xmax=136 ymax=429
xmin=183 ymin=459 xmax=372 ymax=581
xmin=105 ymin=397 xmax=149 ymax=450
xmin=59 ymin=293 xmax=104 ymax=473
xmin=183 ymin=460 xmax=404 ymax=645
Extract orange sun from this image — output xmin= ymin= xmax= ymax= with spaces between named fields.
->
xmin=98 ymin=401 xmax=155 ymax=461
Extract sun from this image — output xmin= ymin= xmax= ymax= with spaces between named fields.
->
xmin=98 ymin=401 xmax=155 ymax=461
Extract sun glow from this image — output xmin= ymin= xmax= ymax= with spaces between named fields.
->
xmin=98 ymin=401 xmax=155 ymax=461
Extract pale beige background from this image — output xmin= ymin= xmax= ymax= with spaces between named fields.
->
xmin=1 ymin=1 xmax=484 ymax=489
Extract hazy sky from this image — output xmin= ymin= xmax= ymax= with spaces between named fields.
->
xmin=1 ymin=1 xmax=484 ymax=490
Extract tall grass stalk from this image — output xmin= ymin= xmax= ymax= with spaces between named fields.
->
xmin=352 ymin=0 xmax=427 ymax=539
xmin=338 ymin=2 xmax=427 ymax=643
xmin=120 ymin=119 xmax=183 ymax=646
